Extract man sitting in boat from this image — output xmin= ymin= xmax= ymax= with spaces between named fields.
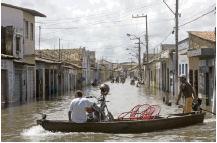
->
xmin=176 ymin=74 xmax=198 ymax=113
xmin=68 ymin=90 xmax=94 ymax=123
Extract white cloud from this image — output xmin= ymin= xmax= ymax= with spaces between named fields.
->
xmin=2 ymin=0 xmax=215 ymax=62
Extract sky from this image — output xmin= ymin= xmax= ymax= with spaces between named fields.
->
xmin=2 ymin=0 xmax=216 ymax=63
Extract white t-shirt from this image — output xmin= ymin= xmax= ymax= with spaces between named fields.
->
xmin=69 ymin=97 xmax=93 ymax=123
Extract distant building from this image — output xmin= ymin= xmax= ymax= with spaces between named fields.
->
xmin=1 ymin=3 xmax=46 ymax=107
xmin=36 ymin=47 xmax=96 ymax=87
xmin=159 ymin=44 xmax=175 ymax=93
xmin=178 ymin=38 xmax=189 ymax=80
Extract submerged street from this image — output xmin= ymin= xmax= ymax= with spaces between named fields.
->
xmin=1 ymin=0 xmax=216 ymax=142
xmin=1 ymin=79 xmax=216 ymax=142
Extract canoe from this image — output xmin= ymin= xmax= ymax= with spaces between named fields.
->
xmin=36 ymin=112 xmax=205 ymax=133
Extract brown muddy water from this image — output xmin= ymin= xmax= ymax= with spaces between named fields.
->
xmin=1 ymin=79 xmax=216 ymax=142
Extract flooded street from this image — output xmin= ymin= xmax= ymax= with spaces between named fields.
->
xmin=1 ymin=79 xmax=216 ymax=142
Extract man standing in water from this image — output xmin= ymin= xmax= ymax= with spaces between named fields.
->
xmin=68 ymin=90 xmax=93 ymax=123
xmin=176 ymin=75 xmax=198 ymax=113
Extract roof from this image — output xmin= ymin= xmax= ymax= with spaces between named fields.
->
xmin=36 ymin=48 xmax=96 ymax=69
xmin=35 ymin=49 xmax=83 ymax=65
xmin=1 ymin=54 xmax=16 ymax=59
xmin=189 ymin=31 xmax=215 ymax=42
xmin=1 ymin=3 xmax=46 ymax=17
xmin=13 ymin=59 xmax=35 ymax=66
xmin=161 ymin=44 xmax=175 ymax=51
xmin=35 ymin=57 xmax=61 ymax=64
xmin=178 ymin=38 xmax=189 ymax=44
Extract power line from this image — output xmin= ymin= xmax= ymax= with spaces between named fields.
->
xmin=179 ymin=8 xmax=216 ymax=27
xmin=151 ymin=30 xmax=174 ymax=50
xmin=41 ymin=27 xmax=78 ymax=29
xmin=180 ymin=4 xmax=216 ymax=24
xmin=39 ymin=17 xmax=173 ymax=31
xmin=38 ymin=3 xmax=161 ymax=23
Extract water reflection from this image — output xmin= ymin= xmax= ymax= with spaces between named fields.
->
xmin=1 ymin=78 xmax=216 ymax=142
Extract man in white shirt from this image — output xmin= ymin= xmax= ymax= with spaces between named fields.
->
xmin=68 ymin=90 xmax=94 ymax=123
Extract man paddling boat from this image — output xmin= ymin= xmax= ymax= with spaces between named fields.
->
xmin=176 ymin=74 xmax=198 ymax=113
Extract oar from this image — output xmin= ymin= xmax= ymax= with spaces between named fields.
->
xmin=200 ymin=108 xmax=216 ymax=115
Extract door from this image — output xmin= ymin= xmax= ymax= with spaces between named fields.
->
xmin=205 ymin=73 xmax=210 ymax=106
xmin=14 ymin=70 xmax=23 ymax=104
xmin=27 ymin=67 xmax=34 ymax=102
xmin=1 ymin=69 xmax=8 ymax=106
xmin=45 ymin=69 xmax=50 ymax=99
xmin=36 ymin=69 xmax=42 ymax=100
xmin=189 ymin=70 xmax=193 ymax=86
xmin=194 ymin=70 xmax=198 ymax=97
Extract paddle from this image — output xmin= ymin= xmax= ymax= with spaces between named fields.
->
xmin=200 ymin=108 xmax=216 ymax=115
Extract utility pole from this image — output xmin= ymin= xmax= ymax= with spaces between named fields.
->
xmin=132 ymin=14 xmax=149 ymax=87
xmin=138 ymin=38 xmax=142 ymax=81
xmin=39 ymin=26 xmax=41 ymax=57
xmin=163 ymin=0 xmax=179 ymax=95
xmin=59 ymin=38 xmax=61 ymax=61
xmin=133 ymin=39 xmax=142 ymax=81
xmin=175 ymin=0 xmax=179 ymax=96
xmin=126 ymin=33 xmax=143 ymax=81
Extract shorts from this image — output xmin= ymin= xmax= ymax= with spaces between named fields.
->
xmin=184 ymin=97 xmax=193 ymax=113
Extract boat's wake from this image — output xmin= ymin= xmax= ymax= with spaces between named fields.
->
xmin=21 ymin=125 xmax=106 ymax=142
xmin=204 ymin=118 xmax=216 ymax=123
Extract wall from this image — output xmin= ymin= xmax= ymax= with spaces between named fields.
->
xmin=189 ymin=34 xmax=215 ymax=49
xmin=1 ymin=6 xmax=24 ymax=59
xmin=23 ymin=11 xmax=35 ymax=57
xmin=1 ymin=59 xmax=14 ymax=103
xmin=1 ymin=6 xmax=23 ymax=31
xmin=178 ymin=39 xmax=189 ymax=80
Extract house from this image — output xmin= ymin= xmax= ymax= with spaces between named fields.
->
xmin=35 ymin=57 xmax=61 ymax=100
xmin=36 ymin=47 xmax=95 ymax=88
xmin=1 ymin=3 xmax=46 ymax=107
xmin=159 ymin=44 xmax=175 ymax=93
xmin=187 ymin=31 xmax=216 ymax=112
xmin=96 ymin=59 xmax=113 ymax=83
xmin=178 ymin=38 xmax=189 ymax=81
xmin=143 ymin=53 xmax=159 ymax=88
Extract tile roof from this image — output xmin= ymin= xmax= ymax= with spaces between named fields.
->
xmin=189 ymin=31 xmax=216 ymax=42
xmin=35 ymin=48 xmax=84 ymax=66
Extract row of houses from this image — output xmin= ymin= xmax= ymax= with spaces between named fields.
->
xmin=143 ymin=31 xmax=216 ymax=113
xmin=1 ymin=3 xmax=115 ymax=107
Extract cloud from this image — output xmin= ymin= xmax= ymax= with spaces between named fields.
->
xmin=2 ymin=0 xmax=216 ymax=62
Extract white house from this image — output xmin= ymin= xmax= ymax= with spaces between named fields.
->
xmin=178 ymin=38 xmax=189 ymax=80
xmin=1 ymin=3 xmax=46 ymax=107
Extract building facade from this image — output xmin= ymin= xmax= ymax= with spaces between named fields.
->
xmin=1 ymin=3 xmax=46 ymax=107
xmin=187 ymin=31 xmax=216 ymax=112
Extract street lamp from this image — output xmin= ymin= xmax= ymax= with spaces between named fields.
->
xmin=126 ymin=33 xmax=142 ymax=81
xmin=126 ymin=33 xmax=139 ymax=40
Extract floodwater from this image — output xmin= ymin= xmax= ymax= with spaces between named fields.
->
xmin=1 ymin=79 xmax=216 ymax=142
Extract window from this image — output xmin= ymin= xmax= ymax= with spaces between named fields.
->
xmin=185 ymin=64 xmax=188 ymax=77
xmin=16 ymin=36 xmax=20 ymax=53
xmin=30 ymin=23 xmax=33 ymax=40
xmin=25 ymin=20 xmax=28 ymax=39
xmin=150 ymin=71 xmax=152 ymax=81
xmin=1 ymin=27 xmax=6 ymax=54
xmin=189 ymin=70 xmax=193 ymax=86
xmin=179 ymin=64 xmax=181 ymax=75
xmin=182 ymin=64 xmax=184 ymax=74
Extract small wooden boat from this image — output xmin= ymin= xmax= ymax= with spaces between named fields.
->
xmin=37 ymin=112 xmax=205 ymax=133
